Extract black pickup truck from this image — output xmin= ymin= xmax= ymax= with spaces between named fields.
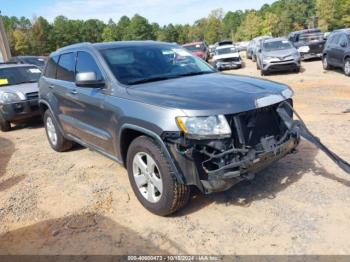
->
xmin=288 ymin=29 xmax=326 ymax=60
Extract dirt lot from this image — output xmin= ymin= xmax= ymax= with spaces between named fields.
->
xmin=0 ymin=56 xmax=350 ymax=255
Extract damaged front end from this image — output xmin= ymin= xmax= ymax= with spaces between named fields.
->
xmin=163 ymin=99 xmax=300 ymax=193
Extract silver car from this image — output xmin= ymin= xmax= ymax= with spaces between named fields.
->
xmin=256 ymin=38 xmax=301 ymax=76
xmin=0 ymin=64 xmax=41 ymax=131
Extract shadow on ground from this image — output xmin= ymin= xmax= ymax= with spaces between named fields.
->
xmin=0 ymin=213 xmax=178 ymax=255
xmin=0 ymin=136 xmax=24 ymax=192
xmin=178 ymin=140 xmax=346 ymax=215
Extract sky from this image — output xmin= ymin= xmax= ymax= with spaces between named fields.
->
xmin=1 ymin=0 xmax=276 ymax=25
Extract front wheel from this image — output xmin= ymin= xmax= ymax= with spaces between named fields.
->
xmin=323 ymin=56 xmax=330 ymax=70
xmin=44 ymin=110 xmax=73 ymax=152
xmin=127 ymin=136 xmax=190 ymax=216
xmin=0 ymin=114 xmax=11 ymax=132
xmin=344 ymin=58 xmax=350 ymax=76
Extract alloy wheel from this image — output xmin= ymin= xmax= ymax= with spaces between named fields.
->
xmin=345 ymin=60 xmax=350 ymax=75
xmin=46 ymin=116 xmax=58 ymax=146
xmin=132 ymin=152 xmax=163 ymax=203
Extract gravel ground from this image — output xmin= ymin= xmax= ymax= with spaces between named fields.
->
xmin=0 ymin=57 xmax=349 ymax=255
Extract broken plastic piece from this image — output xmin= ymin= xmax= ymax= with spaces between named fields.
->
xmin=277 ymin=101 xmax=350 ymax=174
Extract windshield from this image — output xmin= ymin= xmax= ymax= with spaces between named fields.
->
xmin=215 ymin=47 xmax=237 ymax=55
xmin=298 ymin=33 xmax=324 ymax=43
xmin=100 ymin=45 xmax=214 ymax=85
xmin=21 ymin=57 xmax=46 ymax=67
xmin=263 ymin=40 xmax=293 ymax=51
xmin=183 ymin=44 xmax=204 ymax=52
xmin=0 ymin=66 xmax=41 ymax=87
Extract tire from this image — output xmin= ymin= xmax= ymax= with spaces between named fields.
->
xmin=126 ymin=136 xmax=190 ymax=216
xmin=44 ymin=110 xmax=72 ymax=152
xmin=256 ymin=61 xmax=260 ymax=70
xmin=261 ymin=69 xmax=267 ymax=76
xmin=323 ymin=55 xmax=330 ymax=70
xmin=344 ymin=58 xmax=350 ymax=76
xmin=0 ymin=114 xmax=11 ymax=132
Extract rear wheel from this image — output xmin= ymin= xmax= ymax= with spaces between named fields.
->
xmin=127 ymin=136 xmax=190 ymax=216
xmin=0 ymin=114 xmax=11 ymax=132
xmin=44 ymin=110 xmax=73 ymax=152
xmin=344 ymin=58 xmax=350 ymax=76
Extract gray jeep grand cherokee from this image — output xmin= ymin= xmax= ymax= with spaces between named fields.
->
xmin=39 ymin=41 xmax=300 ymax=215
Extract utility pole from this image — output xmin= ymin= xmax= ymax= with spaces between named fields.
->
xmin=0 ymin=11 xmax=12 ymax=62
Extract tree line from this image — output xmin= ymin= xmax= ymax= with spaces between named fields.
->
xmin=2 ymin=0 xmax=350 ymax=56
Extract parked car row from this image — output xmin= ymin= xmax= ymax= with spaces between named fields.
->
xmin=246 ymin=27 xmax=350 ymax=76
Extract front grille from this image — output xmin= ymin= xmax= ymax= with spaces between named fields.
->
xmin=309 ymin=42 xmax=325 ymax=53
xmin=269 ymin=63 xmax=296 ymax=70
xmin=219 ymin=57 xmax=240 ymax=62
xmin=227 ymin=100 xmax=292 ymax=147
xmin=26 ymin=92 xmax=39 ymax=100
xmin=270 ymin=59 xmax=294 ymax=63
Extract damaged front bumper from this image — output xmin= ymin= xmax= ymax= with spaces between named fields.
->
xmin=164 ymin=100 xmax=301 ymax=193
xmin=164 ymin=100 xmax=350 ymax=194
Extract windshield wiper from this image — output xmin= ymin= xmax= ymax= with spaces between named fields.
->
xmin=128 ymin=71 xmax=214 ymax=85
xmin=128 ymin=76 xmax=177 ymax=85
xmin=176 ymin=71 xmax=214 ymax=77
xmin=17 ymin=80 xmax=38 ymax=84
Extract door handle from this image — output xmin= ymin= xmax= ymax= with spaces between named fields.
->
xmin=49 ymin=85 xmax=54 ymax=89
xmin=70 ymin=89 xmax=78 ymax=95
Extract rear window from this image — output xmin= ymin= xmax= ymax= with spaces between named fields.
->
xmin=56 ymin=52 xmax=75 ymax=82
xmin=45 ymin=55 xmax=59 ymax=79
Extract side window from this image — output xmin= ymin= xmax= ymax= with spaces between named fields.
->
xmin=339 ymin=34 xmax=348 ymax=47
xmin=45 ymin=55 xmax=59 ymax=79
xmin=76 ymin=51 xmax=103 ymax=80
xmin=56 ymin=52 xmax=75 ymax=82
xmin=331 ymin=34 xmax=340 ymax=45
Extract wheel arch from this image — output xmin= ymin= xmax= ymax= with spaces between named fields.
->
xmin=119 ymin=124 xmax=185 ymax=184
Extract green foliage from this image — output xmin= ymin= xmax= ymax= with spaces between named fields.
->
xmin=2 ymin=0 xmax=350 ymax=56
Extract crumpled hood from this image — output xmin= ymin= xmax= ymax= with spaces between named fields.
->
xmin=0 ymin=82 xmax=38 ymax=100
xmin=126 ymin=73 xmax=292 ymax=116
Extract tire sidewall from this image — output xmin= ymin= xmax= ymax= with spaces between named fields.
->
xmin=44 ymin=110 xmax=65 ymax=151
xmin=344 ymin=58 xmax=350 ymax=76
xmin=126 ymin=136 xmax=179 ymax=216
xmin=0 ymin=113 xmax=10 ymax=132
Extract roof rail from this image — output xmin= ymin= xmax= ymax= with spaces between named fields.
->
xmin=56 ymin=42 xmax=93 ymax=52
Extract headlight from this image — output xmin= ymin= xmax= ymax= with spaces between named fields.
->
xmin=0 ymin=92 xmax=21 ymax=104
xmin=281 ymin=88 xmax=294 ymax=99
xmin=176 ymin=115 xmax=231 ymax=139
xmin=297 ymin=46 xmax=310 ymax=53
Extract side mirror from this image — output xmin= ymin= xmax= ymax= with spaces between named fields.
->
xmin=258 ymin=48 xmax=262 ymax=53
xmin=75 ymin=72 xmax=105 ymax=88
xmin=340 ymin=41 xmax=347 ymax=48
